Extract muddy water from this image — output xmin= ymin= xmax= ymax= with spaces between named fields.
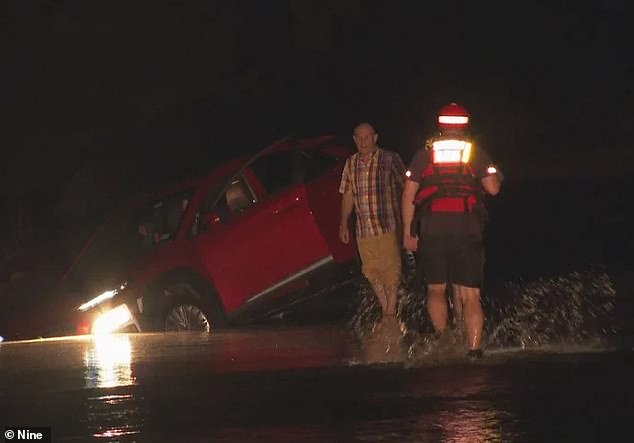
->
xmin=1 ymin=326 xmax=632 ymax=442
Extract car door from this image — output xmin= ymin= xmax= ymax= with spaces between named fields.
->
xmin=300 ymin=147 xmax=357 ymax=264
xmin=193 ymin=149 xmax=331 ymax=313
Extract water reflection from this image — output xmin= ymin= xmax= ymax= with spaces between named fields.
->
xmin=82 ymin=334 xmax=144 ymax=439
xmin=85 ymin=391 xmax=145 ymax=440
xmin=433 ymin=405 xmax=506 ymax=443
xmin=350 ymin=402 xmax=510 ymax=443
xmin=84 ymin=334 xmax=134 ymax=388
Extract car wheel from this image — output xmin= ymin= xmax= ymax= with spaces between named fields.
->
xmin=164 ymin=303 xmax=211 ymax=332
xmin=158 ymin=282 xmax=225 ymax=332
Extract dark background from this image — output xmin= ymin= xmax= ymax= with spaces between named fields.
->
xmin=1 ymin=0 xmax=632 ymax=285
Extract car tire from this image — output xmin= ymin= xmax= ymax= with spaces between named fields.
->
xmin=157 ymin=281 xmax=226 ymax=333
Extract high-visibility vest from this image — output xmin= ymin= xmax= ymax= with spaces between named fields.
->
xmin=414 ymin=138 xmax=481 ymax=213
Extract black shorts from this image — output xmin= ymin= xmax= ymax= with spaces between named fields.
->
xmin=418 ymin=214 xmax=484 ymax=288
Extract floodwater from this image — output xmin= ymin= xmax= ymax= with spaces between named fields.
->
xmin=1 ymin=322 xmax=633 ymax=442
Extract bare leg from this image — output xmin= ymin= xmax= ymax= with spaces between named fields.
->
xmin=426 ymin=283 xmax=448 ymax=334
xmin=456 ymin=285 xmax=484 ymax=350
xmin=451 ymin=284 xmax=463 ymax=324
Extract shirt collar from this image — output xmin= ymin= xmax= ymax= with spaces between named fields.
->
xmin=357 ymin=147 xmax=380 ymax=163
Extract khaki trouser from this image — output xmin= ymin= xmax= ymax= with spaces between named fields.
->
xmin=357 ymin=231 xmax=401 ymax=290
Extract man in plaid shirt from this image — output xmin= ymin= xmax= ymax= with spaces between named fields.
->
xmin=339 ymin=122 xmax=406 ymax=332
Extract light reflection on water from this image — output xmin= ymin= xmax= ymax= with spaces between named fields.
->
xmin=350 ymin=406 xmax=508 ymax=443
xmin=432 ymin=405 xmax=506 ymax=443
xmin=84 ymin=334 xmax=134 ymax=389
xmin=83 ymin=334 xmax=144 ymax=439
xmin=85 ymin=391 xmax=145 ymax=440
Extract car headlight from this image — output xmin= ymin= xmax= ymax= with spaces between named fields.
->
xmin=92 ymin=304 xmax=133 ymax=334
xmin=78 ymin=283 xmax=127 ymax=312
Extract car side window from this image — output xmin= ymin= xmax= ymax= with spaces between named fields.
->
xmin=298 ymin=149 xmax=338 ymax=182
xmin=250 ymin=150 xmax=298 ymax=195
xmin=136 ymin=188 xmax=195 ymax=247
xmin=191 ymin=174 xmax=257 ymax=235
xmin=217 ymin=176 xmax=255 ymax=214
xmin=66 ymin=188 xmax=194 ymax=292
xmin=213 ymin=175 xmax=257 ymax=220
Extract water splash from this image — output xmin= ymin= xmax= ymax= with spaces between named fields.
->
xmin=348 ymin=255 xmax=618 ymax=354
xmin=348 ymin=251 xmax=429 ymax=337
xmin=484 ymin=270 xmax=617 ymax=349
xmin=347 ymin=279 xmax=381 ymax=336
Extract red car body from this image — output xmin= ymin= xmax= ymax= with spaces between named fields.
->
xmin=50 ymin=135 xmax=359 ymax=335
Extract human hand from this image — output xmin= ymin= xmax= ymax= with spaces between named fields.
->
xmin=339 ymin=224 xmax=349 ymax=244
xmin=403 ymin=233 xmax=418 ymax=251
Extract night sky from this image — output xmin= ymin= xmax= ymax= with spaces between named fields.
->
xmin=1 ymin=1 xmax=632 ymax=248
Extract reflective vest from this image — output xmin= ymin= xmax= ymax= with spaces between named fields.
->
xmin=414 ymin=138 xmax=481 ymax=213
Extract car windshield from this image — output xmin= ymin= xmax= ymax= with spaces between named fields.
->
xmin=64 ymin=188 xmax=195 ymax=294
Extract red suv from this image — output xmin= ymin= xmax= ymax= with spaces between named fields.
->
xmin=57 ymin=136 xmax=358 ymax=335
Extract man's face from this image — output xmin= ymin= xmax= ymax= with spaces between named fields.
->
xmin=353 ymin=124 xmax=378 ymax=154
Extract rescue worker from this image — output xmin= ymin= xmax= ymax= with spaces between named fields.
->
xmin=401 ymin=103 xmax=503 ymax=358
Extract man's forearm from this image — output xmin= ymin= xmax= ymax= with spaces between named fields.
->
xmin=402 ymin=202 xmax=415 ymax=234
xmin=340 ymin=192 xmax=353 ymax=226
xmin=401 ymin=180 xmax=419 ymax=235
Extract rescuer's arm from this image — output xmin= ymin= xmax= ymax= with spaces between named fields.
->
xmin=339 ymin=189 xmax=354 ymax=244
xmin=401 ymin=179 xmax=420 ymax=251
xmin=476 ymin=146 xmax=503 ymax=196
xmin=481 ymin=174 xmax=501 ymax=196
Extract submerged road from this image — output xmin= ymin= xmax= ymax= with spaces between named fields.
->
xmin=1 ymin=327 xmax=633 ymax=442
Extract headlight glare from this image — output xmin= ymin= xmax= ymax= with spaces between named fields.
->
xmin=92 ymin=304 xmax=133 ymax=334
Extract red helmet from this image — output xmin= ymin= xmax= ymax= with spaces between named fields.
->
xmin=437 ymin=102 xmax=470 ymax=130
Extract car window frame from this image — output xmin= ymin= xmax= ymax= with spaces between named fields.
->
xmin=248 ymin=149 xmax=305 ymax=198
xmin=296 ymin=148 xmax=339 ymax=183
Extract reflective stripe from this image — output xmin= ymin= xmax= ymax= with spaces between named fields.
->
xmin=438 ymin=115 xmax=469 ymax=124
xmin=432 ymin=140 xmax=472 ymax=164
xmin=415 ymin=139 xmax=479 ymax=212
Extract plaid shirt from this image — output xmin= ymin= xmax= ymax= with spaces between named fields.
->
xmin=339 ymin=148 xmax=405 ymax=239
